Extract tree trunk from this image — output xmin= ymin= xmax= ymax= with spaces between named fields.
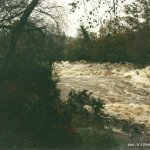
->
xmin=3 ymin=0 xmax=40 ymax=71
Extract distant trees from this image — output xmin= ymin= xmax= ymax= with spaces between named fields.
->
xmin=0 ymin=0 xmax=149 ymax=148
xmin=140 ymin=0 xmax=150 ymax=29
xmin=123 ymin=0 xmax=150 ymax=64
xmin=124 ymin=0 xmax=150 ymax=31
xmin=65 ymin=0 xmax=150 ymax=65
xmin=124 ymin=2 xmax=142 ymax=31
xmin=64 ymin=25 xmax=96 ymax=61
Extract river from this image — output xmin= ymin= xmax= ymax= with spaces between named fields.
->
xmin=53 ymin=61 xmax=150 ymax=128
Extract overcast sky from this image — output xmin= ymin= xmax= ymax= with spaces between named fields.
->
xmin=59 ymin=0 xmax=110 ymax=37
xmin=55 ymin=0 xmax=132 ymax=37
xmin=56 ymin=0 xmax=85 ymax=37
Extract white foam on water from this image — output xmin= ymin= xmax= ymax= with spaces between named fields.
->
xmin=104 ymin=103 xmax=150 ymax=127
xmin=53 ymin=61 xmax=150 ymax=127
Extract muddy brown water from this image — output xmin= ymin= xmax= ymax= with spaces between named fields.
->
xmin=53 ymin=61 xmax=150 ymax=149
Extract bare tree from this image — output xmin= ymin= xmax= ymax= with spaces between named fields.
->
xmin=0 ymin=0 xmax=65 ymax=73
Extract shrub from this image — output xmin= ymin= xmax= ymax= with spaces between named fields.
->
xmin=0 ymin=63 xmax=80 ymax=149
xmin=66 ymin=90 xmax=105 ymax=120
xmin=65 ymin=90 xmax=117 ymax=149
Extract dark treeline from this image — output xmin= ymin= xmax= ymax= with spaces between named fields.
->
xmin=0 ymin=1 xmax=78 ymax=149
xmin=0 ymin=20 xmax=76 ymax=149
xmin=0 ymin=0 xmax=149 ymax=149
xmin=0 ymin=22 xmax=65 ymax=68
xmin=64 ymin=0 xmax=150 ymax=65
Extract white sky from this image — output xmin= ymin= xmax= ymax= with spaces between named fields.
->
xmin=56 ymin=0 xmax=132 ymax=37
xmin=56 ymin=0 xmax=85 ymax=37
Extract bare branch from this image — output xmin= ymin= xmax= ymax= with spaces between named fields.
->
xmin=34 ymin=8 xmax=60 ymax=27
xmin=22 ymin=26 xmax=46 ymax=37
xmin=0 ymin=10 xmax=24 ymax=22
xmin=0 ymin=25 xmax=14 ymax=30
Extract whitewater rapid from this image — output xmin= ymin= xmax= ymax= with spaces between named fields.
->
xmin=53 ymin=61 xmax=150 ymax=127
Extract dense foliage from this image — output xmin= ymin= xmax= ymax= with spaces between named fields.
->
xmin=64 ymin=0 xmax=150 ymax=65
xmin=0 ymin=13 xmax=73 ymax=149
xmin=65 ymin=27 xmax=150 ymax=65
xmin=0 ymin=0 xmax=149 ymax=149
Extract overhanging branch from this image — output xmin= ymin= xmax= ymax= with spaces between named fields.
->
xmin=34 ymin=9 xmax=59 ymax=26
xmin=22 ymin=26 xmax=46 ymax=37
xmin=0 ymin=25 xmax=14 ymax=30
